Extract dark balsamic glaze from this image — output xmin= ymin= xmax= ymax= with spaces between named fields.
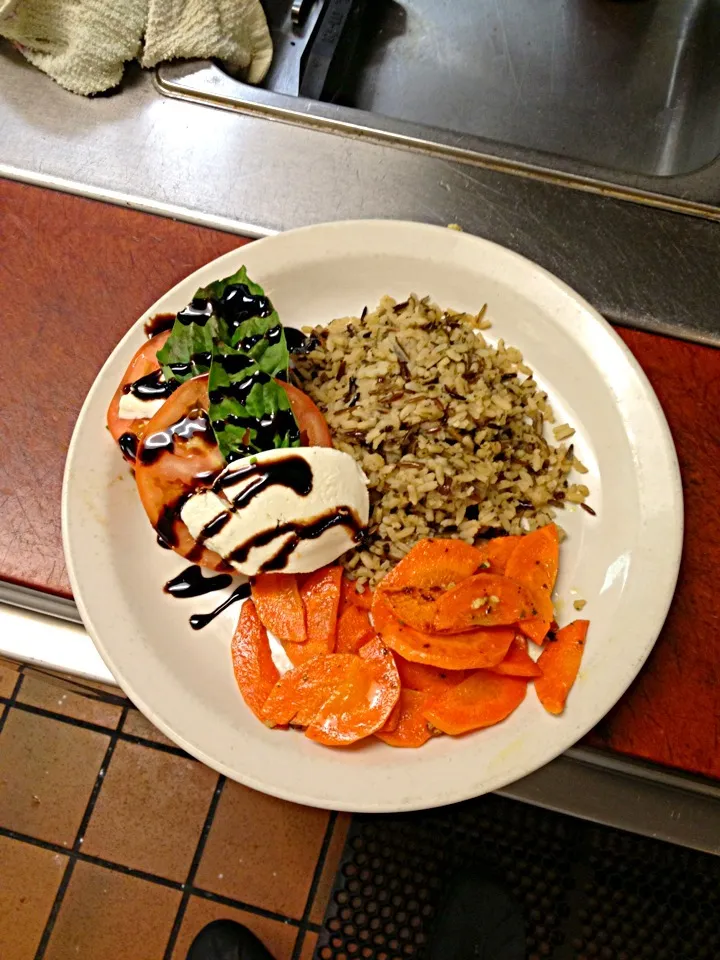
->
xmin=217 ymin=284 xmax=273 ymax=334
xmin=123 ymin=369 xmax=179 ymax=402
xmin=190 ymin=582 xmax=251 ymax=630
xmin=138 ymin=413 xmax=213 ymax=466
xmin=118 ymin=432 xmax=139 ymax=463
xmin=144 ymin=313 xmax=176 ymax=337
xmin=164 ymin=564 xmax=233 ymax=599
xmin=214 ymin=454 xmax=313 ymax=507
xmin=230 ymin=506 xmax=364 ymax=572
xmin=284 ymin=328 xmax=319 ymax=355
xmin=177 ymin=299 xmax=214 ymax=326
xmin=209 ymin=367 xmax=271 ymax=405
xmin=157 ymin=533 xmax=172 ymax=549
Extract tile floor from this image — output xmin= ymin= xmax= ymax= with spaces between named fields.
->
xmin=0 ymin=658 xmax=350 ymax=960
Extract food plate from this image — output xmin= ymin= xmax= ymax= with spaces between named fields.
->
xmin=62 ymin=220 xmax=682 ymax=811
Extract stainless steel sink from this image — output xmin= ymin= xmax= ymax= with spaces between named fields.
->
xmin=157 ymin=0 xmax=720 ymax=218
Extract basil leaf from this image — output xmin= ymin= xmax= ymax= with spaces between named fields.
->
xmin=196 ymin=265 xmax=260 ymax=302
xmin=209 ymin=349 xmax=300 ymax=460
xmin=231 ymin=314 xmax=288 ymax=377
xmin=155 ymin=312 xmax=218 ymax=383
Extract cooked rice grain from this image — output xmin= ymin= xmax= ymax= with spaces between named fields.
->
xmin=293 ymin=295 xmax=588 ymax=586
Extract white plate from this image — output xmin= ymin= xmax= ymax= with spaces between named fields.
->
xmin=62 ymin=221 xmax=682 ymax=812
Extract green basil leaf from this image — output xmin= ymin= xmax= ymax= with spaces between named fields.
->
xmin=231 ymin=313 xmax=289 ymax=377
xmin=196 ymin=265 xmax=262 ymax=301
xmin=208 ymin=349 xmax=300 ymax=460
xmin=155 ymin=314 xmax=218 ymax=383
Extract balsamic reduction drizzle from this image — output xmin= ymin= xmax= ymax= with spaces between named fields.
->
xmin=118 ymin=432 xmax=138 ymax=463
xmin=217 ymin=284 xmax=273 ymax=334
xmin=144 ymin=312 xmax=176 ymax=337
xmin=164 ymin=565 xmax=233 ymax=599
xmin=213 ymin=454 xmax=313 ymax=508
xmin=123 ymin=369 xmax=178 ymax=402
xmin=209 ymin=368 xmax=271 ymax=406
xmin=284 ymin=328 xmax=319 ymax=355
xmin=177 ymin=299 xmax=214 ymax=326
xmin=189 ymin=582 xmax=251 ymax=630
xmin=138 ymin=413 xmax=213 ymax=466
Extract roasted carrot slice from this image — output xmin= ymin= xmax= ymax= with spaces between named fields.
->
xmin=379 ymin=538 xmax=483 ymax=592
xmin=490 ymin=634 xmax=542 ymax=678
xmin=535 ymin=620 xmax=589 ymax=715
xmin=505 ymin=523 xmax=559 ymax=644
xmin=372 ymin=590 xmax=514 ymax=670
xmin=378 ymin=694 xmax=403 ymax=734
xmin=335 ymin=604 xmax=374 ymax=654
xmin=252 ymin=573 xmax=307 ymax=644
xmin=261 ymin=653 xmax=357 ymax=727
xmin=376 ymin=689 xmax=432 ymax=748
xmin=382 ymin=585 xmax=440 ymax=633
xmin=424 ymin=670 xmax=527 ymax=735
xmin=306 ymin=638 xmax=400 ymax=746
xmin=299 ymin=566 xmax=342 ymax=649
xmin=433 ymin=573 xmax=536 ymax=632
xmin=394 ymin=656 xmax=468 ymax=695
xmin=476 ymin=535 xmax=523 ymax=575
xmin=231 ymin=600 xmax=280 ymax=721
xmin=341 ymin=575 xmax=373 ymax=611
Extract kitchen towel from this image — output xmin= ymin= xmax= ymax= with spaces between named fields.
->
xmin=0 ymin=0 xmax=273 ymax=95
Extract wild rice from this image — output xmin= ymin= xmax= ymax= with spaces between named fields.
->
xmin=293 ymin=295 xmax=589 ymax=586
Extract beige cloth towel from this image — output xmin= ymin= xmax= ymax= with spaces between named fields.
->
xmin=0 ymin=0 xmax=273 ymax=96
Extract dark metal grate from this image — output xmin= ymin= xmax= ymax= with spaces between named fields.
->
xmin=316 ymin=794 xmax=720 ymax=960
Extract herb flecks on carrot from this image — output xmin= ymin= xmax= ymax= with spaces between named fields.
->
xmin=252 ymin=572 xmax=307 ymax=644
xmin=535 ymin=619 xmax=589 ymax=715
xmin=423 ymin=670 xmax=527 ymax=736
xmin=380 ymin=538 xmax=483 ymax=592
xmin=432 ymin=573 xmax=536 ymax=632
xmin=230 ymin=600 xmax=280 ymax=721
xmin=505 ymin=523 xmax=559 ymax=645
xmin=475 ymin=535 xmax=523 ymax=575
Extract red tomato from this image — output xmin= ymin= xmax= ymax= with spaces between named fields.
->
xmin=134 ymin=375 xmax=227 ymax=571
xmin=281 ymin=381 xmax=333 ymax=447
xmin=107 ymin=330 xmax=171 ymax=447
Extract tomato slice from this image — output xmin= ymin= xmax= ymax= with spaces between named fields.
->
xmin=132 ymin=374 xmax=332 ymax=571
xmin=281 ymin=381 xmax=333 ymax=447
xmin=134 ymin=375 xmax=227 ymax=570
xmin=107 ymin=330 xmax=171 ymax=450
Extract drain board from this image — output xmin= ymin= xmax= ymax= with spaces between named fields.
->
xmin=316 ymin=793 xmax=720 ymax=959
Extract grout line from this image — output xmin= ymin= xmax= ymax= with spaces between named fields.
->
xmin=290 ymin=812 xmax=338 ymax=960
xmin=6 ymin=699 xmax=193 ymax=758
xmin=33 ymin=704 xmax=129 ymax=960
xmin=0 ymin=668 xmax=26 ymax=736
xmin=162 ymin=775 xmax=227 ymax=960
xmin=190 ymin=887 xmax=304 ymax=926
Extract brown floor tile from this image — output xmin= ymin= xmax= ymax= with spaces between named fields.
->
xmin=299 ymin=931 xmax=318 ymax=960
xmin=18 ymin=674 xmax=124 ymax=729
xmin=195 ymin=780 xmax=329 ymax=920
xmin=122 ymin=707 xmax=177 ymax=748
xmin=0 ymin=709 xmax=109 ymax=846
xmin=0 ymin=657 xmax=21 ymax=698
xmin=0 ymin=835 xmax=68 ymax=959
xmin=310 ymin=813 xmax=352 ymax=924
xmin=172 ymin=897 xmax=299 ymax=960
xmin=44 ymin=860 xmax=180 ymax=960
xmin=82 ymin=740 xmax=217 ymax=881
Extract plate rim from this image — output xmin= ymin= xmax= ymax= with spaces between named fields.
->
xmin=62 ymin=219 xmax=683 ymax=811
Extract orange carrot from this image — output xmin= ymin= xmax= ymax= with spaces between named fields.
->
xmin=379 ymin=538 xmax=483 ymax=592
xmin=252 ymin=573 xmax=307 ymax=644
xmin=378 ymin=694 xmax=403 ymax=734
xmin=476 ymin=535 xmax=523 ymax=575
xmin=335 ymin=604 xmax=374 ymax=654
xmin=432 ymin=573 xmax=536 ymax=632
xmin=261 ymin=653 xmax=356 ymax=727
xmin=376 ymin=689 xmax=432 ymax=748
xmin=394 ymin=656 xmax=468 ymax=695
xmin=299 ymin=566 xmax=342 ymax=650
xmin=535 ymin=620 xmax=589 ymax=715
xmin=306 ymin=638 xmax=400 ymax=746
xmin=341 ymin=575 xmax=373 ymax=611
xmin=372 ymin=589 xmax=514 ymax=670
xmin=230 ymin=600 xmax=280 ymax=721
xmin=490 ymin=634 xmax=542 ymax=678
xmin=382 ymin=585 xmax=440 ymax=633
xmin=424 ymin=670 xmax=527 ymax=735
xmin=505 ymin=523 xmax=559 ymax=644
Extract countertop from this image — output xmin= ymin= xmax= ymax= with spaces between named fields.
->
xmin=2 ymin=177 xmax=719 ymax=785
